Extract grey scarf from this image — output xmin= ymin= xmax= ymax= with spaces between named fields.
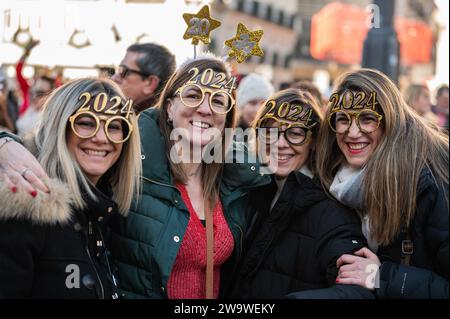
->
xmin=330 ymin=165 xmax=365 ymax=211
xmin=330 ymin=166 xmax=379 ymax=252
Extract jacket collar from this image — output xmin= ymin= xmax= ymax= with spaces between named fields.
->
xmin=76 ymin=178 xmax=119 ymax=226
xmin=283 ymin=171 xmax=328 ymax=211
xmin=138 ymin=108 xmax=173 ymax=186
xmin=0 ymin=178 xmax=72 ymax=225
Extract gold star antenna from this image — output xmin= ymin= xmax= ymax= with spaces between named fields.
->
xmin=225 ymin=23 xmax=264 ymax=63
xmin=183 ymin=4 xmax=221 ymax=49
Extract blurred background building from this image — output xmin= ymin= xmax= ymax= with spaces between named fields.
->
xmin=0 ymin=0 xmax=448 ymax=96
xmin=210 ymin=0 xmax=447 ymax=95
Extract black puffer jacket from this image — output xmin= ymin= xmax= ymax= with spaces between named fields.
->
xmin=0 ymin=179 xmax=119 ymax=299
xmin=375 ymin=169 xmax=449 ymax=299
xmin=225 ymin=171 xmax=373 ymax=299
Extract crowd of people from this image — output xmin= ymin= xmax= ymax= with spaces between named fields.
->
xmin=0 ymin=39 xmax=448 ymax=299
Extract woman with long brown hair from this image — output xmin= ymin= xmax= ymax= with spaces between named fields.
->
xmin=109 ymin=55 xmax=269 ymax=298
xmin=316 ymin=68 xmax=448 ymax=298
xmin=227 ymin=89 xmax=372 ymax=299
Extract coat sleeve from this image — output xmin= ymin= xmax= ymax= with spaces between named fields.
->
xmin=0 ymin=219 xmax=45 ymax=298
xmin=376 ymin=181 xmax=449 ymax=299
xmin=376 ymin=262 xmax=448 ymax=299
xmin=286 ymin=285 xmax=374 ymax=299
xmin=289 ymin=201 xmax=374 ymax=299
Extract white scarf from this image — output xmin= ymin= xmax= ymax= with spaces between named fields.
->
xmin=330 ymin=166 xmax=379 ymax=252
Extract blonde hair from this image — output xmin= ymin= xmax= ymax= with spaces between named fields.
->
xmin=252 ymin=88 xmax=324 ymax=175
xmin=157 ymin=56 xmax=237 ymax=210
xmin=316 ymin=69 xmax=449 ymax=245
xmin=35 ymin=78 xmax=141 ymax=215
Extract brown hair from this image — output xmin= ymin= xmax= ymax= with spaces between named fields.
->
xmin=316 ymin=69 xmax=449 ymax=245
xmin=157 ymin=56 xmax=237 ymax=210
xmin=290 ymin=80 xmax=323 ymax=108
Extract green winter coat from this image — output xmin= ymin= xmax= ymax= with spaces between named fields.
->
xmin=110 ymin=108 xmax=270 ymax=298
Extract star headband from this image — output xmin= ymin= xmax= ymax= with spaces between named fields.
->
xmin=182 ymin=5 xmax=264 ymax=63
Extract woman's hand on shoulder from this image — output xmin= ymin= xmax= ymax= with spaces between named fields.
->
xmin=0 ymin=140 xmax=50 ymax=196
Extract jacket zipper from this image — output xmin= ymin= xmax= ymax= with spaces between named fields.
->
xmin=85 ymin=221 xmax=105 ymax=299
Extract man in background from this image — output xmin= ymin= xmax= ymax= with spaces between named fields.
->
xmin=112 ymin=43 xmax=176 ymax=113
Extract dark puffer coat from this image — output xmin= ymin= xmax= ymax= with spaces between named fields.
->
xmin=0 ymin=178 xmax=119 ymax=299
xmin=225 ymin=171 xmax=373 ymax=299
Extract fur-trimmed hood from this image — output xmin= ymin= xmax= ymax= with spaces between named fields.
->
xmin=0 ymin=178 xmax=73 ymax=225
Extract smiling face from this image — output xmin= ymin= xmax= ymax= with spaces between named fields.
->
xmin=67 ymin=112 xmax=124 ymax=185
xmin=167 ymin=84 xmax=228 ymax=148
xmin=335 ymin=110 xmax=384 ymax=169
xmin=261 ymin=118 xmax=312 ymax=179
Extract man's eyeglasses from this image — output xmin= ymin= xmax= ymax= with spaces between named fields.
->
xmin=116 ymin=65 xmax=149 ymax=79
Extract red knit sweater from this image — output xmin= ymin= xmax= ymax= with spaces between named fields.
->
xmin=167 ymin=184 xmax=234 ymax=299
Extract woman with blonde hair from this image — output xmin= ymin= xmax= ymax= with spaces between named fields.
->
xmin=0 ymin=78 xmax=141 ymax=298
xmin=316 ymin=68 xmax=448 ymax=298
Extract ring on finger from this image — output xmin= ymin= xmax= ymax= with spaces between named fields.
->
xmin=20 ymin=167 xmax=32 ymax=178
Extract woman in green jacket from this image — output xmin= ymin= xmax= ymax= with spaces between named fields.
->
xmin=110 ymin=56 xmax=269 ymax=298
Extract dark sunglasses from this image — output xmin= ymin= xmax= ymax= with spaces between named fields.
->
xmin=116 ymin=65 xmax=149 ymax=79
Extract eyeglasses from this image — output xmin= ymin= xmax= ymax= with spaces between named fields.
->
xmin=116 ymin=65 xmax=149 ymax=79
xmin=69 ymin=111 xmax=133 ymax=144
xmin=328 ymin=109 xmax=383 ymax=134
xmin=174 ymin=84 xmax=235 ymax=115
xmin=256 ymin=115 xmax=314 ymax=146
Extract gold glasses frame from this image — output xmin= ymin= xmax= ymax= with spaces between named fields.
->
xmin=256 ymin=115 xmax=316 ymax=146
xmin=328 ymin=109 xmax=383 ymax=134
xmin=69 ymin=110 xmax=133 ymax=144
xmin=174 ymin=83 xmax=235 ymax=115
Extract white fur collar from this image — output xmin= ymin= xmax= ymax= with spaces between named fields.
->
xmin=0 ymin=178 xmax=72 ymax=225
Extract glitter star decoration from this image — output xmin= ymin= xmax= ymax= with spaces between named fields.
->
xmin=225 ymin=23 xmax=264 ymax=63
xmin=182 ymin=5 xmax=221 ymax=45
